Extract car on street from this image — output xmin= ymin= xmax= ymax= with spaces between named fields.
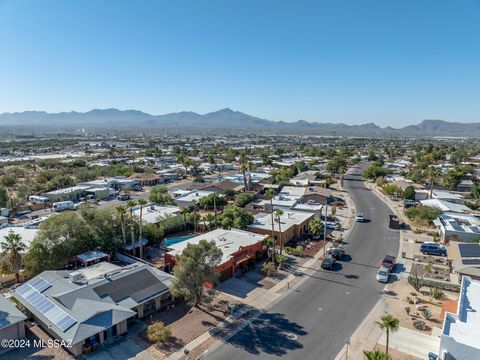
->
xmin=328 ymin=247 xmax=345 ymax=260
xmin=420 ymin=243 xmax=447 ymax=256
xmin=376 ymin=266 xmax=390 ymax=283
xmin=321 ymin=256 xmax=336 ymax=270
xmin=355 ymin=212 xmax=364 ymax=222
xmin=117 ymin=193 xmax=131 ymax=201
xmin=381 ymin=255 xmax=396 ymax=271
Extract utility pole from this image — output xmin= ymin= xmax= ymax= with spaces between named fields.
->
xmin=323 ymin=203 xmax=328 ymax=256
xmin=345 ymin=337 xmax=351 ymax=360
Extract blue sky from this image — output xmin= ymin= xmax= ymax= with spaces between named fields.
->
xmin=0 ymin=0 xmax=479 ymax=126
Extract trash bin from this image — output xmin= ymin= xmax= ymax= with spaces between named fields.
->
xmin=401 ymin=251 xmax=406 ymax=259
xmin=428 ymin=352 xmax=438 ymax=360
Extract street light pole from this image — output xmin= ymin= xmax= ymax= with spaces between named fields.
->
xmin=345 ymin=337 xmax=350 ymax=360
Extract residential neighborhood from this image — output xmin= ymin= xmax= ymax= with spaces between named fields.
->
xmin=1 ymin=1 xmax=480 ymax=360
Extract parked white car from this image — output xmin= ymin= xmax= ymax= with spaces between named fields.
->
xmin=376 ymin=266 xmax=390 ymax=283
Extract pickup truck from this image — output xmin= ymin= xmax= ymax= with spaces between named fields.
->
xmin=381 ymin=255 xmax=396 ymax=271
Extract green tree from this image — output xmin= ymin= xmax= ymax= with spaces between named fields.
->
xmin=198 ymin=193 xmax=227 ymax=210
xmin=363 ymin=165 xmax=391 ymax=181
xmin=404 ymin=206 xmax=442 ymax=226
xmin=216 ymin=205 xmax=254 ymax=230
xmin=310 ymin=219 xmax=323 ymax=239
xmin=179 ymin=207 xmax=190 ymax=231
xmin=265 ymin=189 xmax=277 ymax=263
xmin=147 ymin=322 xmax=172 ymax=345
xmin=471 ymin=182 xmax=480 ymax=200
xmin=1 ymin=232 xmax=27 ymax=283
xmin=234 ymin=193 xmax=254 ymax=207
xmin=375 ymin=314 xmax=399 ymax=356
xmin=402 ymin=185 xmax=415 ymax=200
xmin=0 ymin=186 xmax=8 ymax=207
xmin=170 ymin=240 xmax=222 ymax=307
xmin=426 ymin=166 xmax=441 ymax=198
xmin=149 ymin=185 xmax=175 ymax=205
xmin=326 ymin=156 xmax=348 ymax=175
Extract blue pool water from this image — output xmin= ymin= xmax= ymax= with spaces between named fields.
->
xmin=164 ymin=235 xmax=195 ymax=247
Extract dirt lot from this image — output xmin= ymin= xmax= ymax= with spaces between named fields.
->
xmin=133 ymin=293 xmax=239 ymax=357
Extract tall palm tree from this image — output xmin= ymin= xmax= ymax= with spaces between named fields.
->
xmin=363 ymin=350 xmax=389 ymax=360
xmin=270 ymin=168 xmax=279 ymax=185
xmin=274 ymin=209 xmax=284 ymax=255
xmin=375 ymin=314 xmax=399 ymax=356
xmin=240 ymin=152 xmax=249 ymax=192
xmin=426 ymin=166 xmax=441 ymax=198
xmin=179 ymin=207 xmax=189 ymax=231
xmin=115 ymin=205 xmax=128 ymax=245
xmin=137 ymin=199 xmax=148 ymax=259
xmin=127 ymin=200 xmax=137 ymax=255
xmin=265 ymin=189 xmax=277 ymax=263
xmin=1 ymin=232 xmax=27 ymax=283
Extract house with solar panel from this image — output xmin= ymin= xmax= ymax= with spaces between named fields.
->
xmin=12 ymin=261 xmax=173 ymax=356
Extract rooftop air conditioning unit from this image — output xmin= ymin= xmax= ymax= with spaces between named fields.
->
xmin=69 ymin=271 xmax=82 ymax=282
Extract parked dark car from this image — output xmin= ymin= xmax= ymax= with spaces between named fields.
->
xmin=381 ymin=255 xmax=396 ymax=271
xmin=420 ymin=243 xmax=447 ymax=257
xmin=328 ymin=247 xmax=345 ymax=260
xmin=404 ymin=199 xmax=419 ymax=208
xmin=117 ymin=193 xmax=131 ymax=201
xmin=321 ymin=256 xmax=336 ymax=270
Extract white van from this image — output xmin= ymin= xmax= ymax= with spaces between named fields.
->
xmin=52 ymin=201 xmax=75 ymax=212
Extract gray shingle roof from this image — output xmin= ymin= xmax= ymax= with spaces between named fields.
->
xmin=12 ymin=262 xmax=171 ymax=344
xmin=0 ymin=294 xmax=27 ymax=329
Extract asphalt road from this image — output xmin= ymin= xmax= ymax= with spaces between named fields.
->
xmin=205 ymin=165 xmax=400 ymax=360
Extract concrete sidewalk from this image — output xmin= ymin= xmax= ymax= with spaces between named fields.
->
xmin=378 ymin=326 xmax=440 ymax=359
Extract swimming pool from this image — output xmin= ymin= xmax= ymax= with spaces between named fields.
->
xmin=164 ymin=235 xmax=195 ymax=247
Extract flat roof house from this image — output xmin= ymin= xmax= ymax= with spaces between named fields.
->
xmin=42 ymin=185 xmax=90 ymax=202
xmin=248 ymin=211 xmax=314 ymax=245
xmin=174 ymin=190 xmax=220 ymax=208
xmin=0 ymin=294 xmax=27 ymax=354
xmin=439 ymin=276 xmax=480 ymax=360
xmin=165 ymin=229 xmax=268 ymax=283
xmin=132 ymin=204 xmax=181 ymax=225
xmin=434 ymin=213 xmax=480 ymax=243
xmin=12 ymin=262 xmax=172 ymax=356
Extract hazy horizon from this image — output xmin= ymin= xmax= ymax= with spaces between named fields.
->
xmin=1 ymin=0 xmax=480 ymax=126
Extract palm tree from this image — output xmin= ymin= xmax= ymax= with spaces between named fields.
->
xmin=205 ymin=213 xmax=215 ymax=230
xmin=265 ymin=189 xmax=277 ymax=263
xmin=274 ymin=209 xmax=284 ymax=255
xmin=363 ymin=350 xmax=389 ymax=360
xmin=179 ymin=207 xmax=189 ymax=231
xmin=310 ymin=219 xmax=322 ymax=239
xmin=426 ymin=166 xmax=441 ymax=198
xmin=375 ymin=314 xmax=399 ymax=356
xmin=339 ymin=166 xmax=345 ymax=188
xmin=1 ymin=232 xmax=27 ymax=283
xmin=115 ymin=205 xmax=128 ymax=245
xmin=240 ymin=152 xmax=249 ymax=192
xmin=137 ymin=199 xmax=148 ymax=259
xmin=270 ymin=168 xmax=279 ymax=185
xmin=127 ymin=200 xmax=137 ymax=255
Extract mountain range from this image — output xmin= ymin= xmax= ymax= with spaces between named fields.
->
xmin=1 ymin=108 xmax=479 ymax=137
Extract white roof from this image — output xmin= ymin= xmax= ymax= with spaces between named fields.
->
xmin=249 ymin=211 xmax=313 ymax=232
xmin=432 ymin=190 xmax=464 ymax=201
xmin=175 ymin=190 xmax=219 ymax=203
xmin=132 ymin=205 xmax=180 ymax=224
xmin=420 ymin=199 xmax=471 ymax=214
xmin=442 ymin=276 xmax=480 ymax=350
xmin=292 ymin=203 xmax=323 ymax=211
xmin=166 ymin=229 xmax=267 ymax=264
xmin=438 ymin=213 xmax=480 ymax=234
xmin=45 ymin=185 xmax=90 ymax=195
xmin=279 ymin=186 xmax=307 ymax=198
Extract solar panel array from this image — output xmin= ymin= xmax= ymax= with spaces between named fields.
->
xmin=462 ymin=259 xmax=480 ymax=265
xmin=459 ymin=243 xmax=480 ymax=258
xmin=15 ymin=281 xmax=77 ymax=332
